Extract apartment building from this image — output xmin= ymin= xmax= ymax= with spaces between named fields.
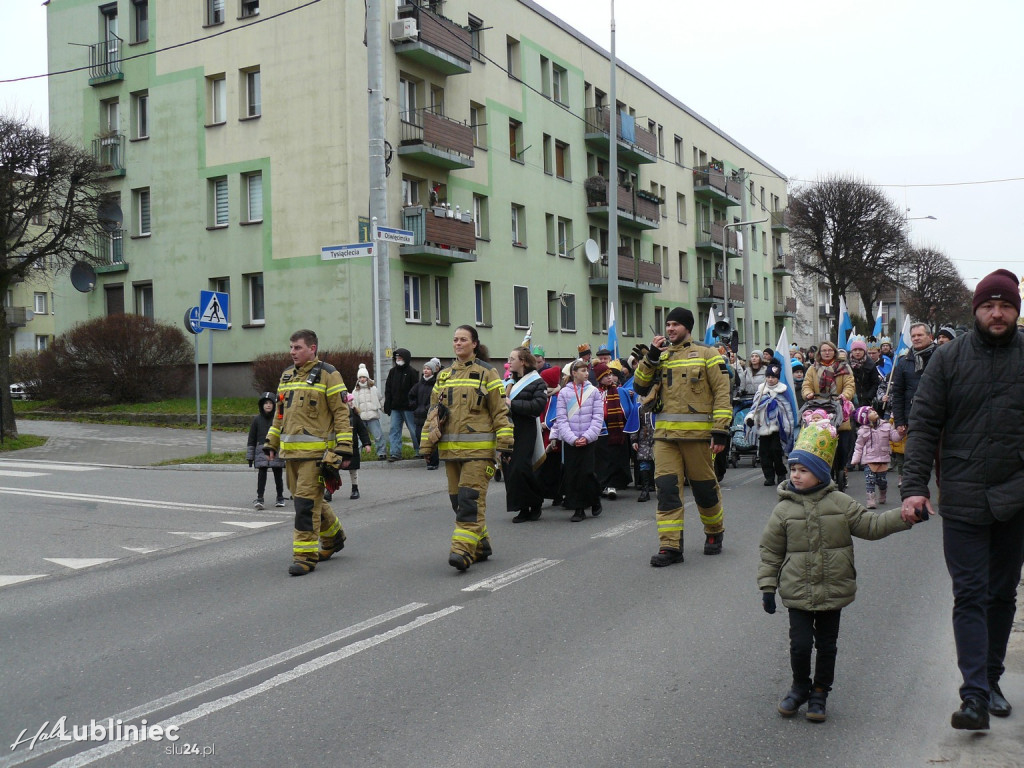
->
xmin=46 ymin=0 xmax=793 ymax=389
xmin=5 ymin=270 xmax=57 ymax=355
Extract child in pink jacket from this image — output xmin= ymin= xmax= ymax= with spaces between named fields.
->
xmin=850 ymin=406 xmax=900 ymax=509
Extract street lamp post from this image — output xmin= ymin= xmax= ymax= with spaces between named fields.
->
xmin=723 ymin=216 xmax=767 ymax=355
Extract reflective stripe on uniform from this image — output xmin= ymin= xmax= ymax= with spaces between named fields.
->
xmin=278 ymin=381 xmax=328 ymax=394
xmin=293 ymin=540 xmax=319 ymax=554
xmin=657 ymin=519 xmax=684 ymax=533
xmin=325 ymin=383 xmax=347 ymax=397
xmin=321 ymin=518 xmax=341 ymax=538
xmin=452 ymin=527 xmax=482 ymax=545
xmin=658 ymin=413 xmax=713 ymax=423
xmin=280 ymin=436 xmax=335 ymax=452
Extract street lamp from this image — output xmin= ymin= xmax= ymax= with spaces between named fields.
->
xmin=723 ymin=216 xmax=767 ymax=354
xmin=894 ymin=213 xmax=937 ymax=336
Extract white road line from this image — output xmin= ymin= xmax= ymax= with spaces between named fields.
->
xmin=222 ymin=521 xmax=283 ymax=529
xmin=168 ymin=531 xmax=235 ymax=540
xmin=120 ymin=546 xmax=161 ymax=554
xmin=0 ymin=575 xmax=46 ymax=588
xmin=0 ymin=461 xmax=101 ymax=472
xmin=0 ymin=470 xmax=47 ymax=478
xmin=461 ymin=558 xmax=562 ymax=592
xmin=44 ymin=558 xmax=120 ymax=570
xmin=0 ymin=487 xmax=253 ymax=515
xmin=1 ymin=603 xmax=429 ymax=768
xmin=46 ymin=605 xmax=462 ymax=768
xmin=591 ymin=519 xmax=650 ymax=538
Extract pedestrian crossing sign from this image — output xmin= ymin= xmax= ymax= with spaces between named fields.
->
xmin=198 ymin=290 xmax=230 ymax=330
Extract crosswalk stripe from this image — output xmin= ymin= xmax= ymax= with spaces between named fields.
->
xmin=44 ymin=558 xmax=120 ymax=570
xmin=169 ymin=531 xmax=235 ymax=540
xmin=0 ymin=470 xmax=47 ymax=477
xmin=121 ymin=546 xmax=162 ymax=554
xmin=223 ymin=521 xmax=284 ymax=529
xmin=0 ymin=461 xmax=101 ymax=472
xmin=591 ymin=520 xmax=650 ymax=538
xmin=0 ymin=574 xmax=46 ymax=588
xmin=0 ymin=487 xmax=252 ymax=514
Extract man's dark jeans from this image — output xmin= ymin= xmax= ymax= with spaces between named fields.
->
xmin=942 ymin=512 xmax=1024 ymax=702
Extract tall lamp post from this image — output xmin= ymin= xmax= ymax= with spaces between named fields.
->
xmin=723 ymin=216 xmax=767 ymax=355
xmin=895 ymin=213 xmax=937 ymax=335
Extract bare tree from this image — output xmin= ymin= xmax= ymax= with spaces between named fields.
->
xmin=789 ymin=175 xmax=906 ymax=323
xmin=900 ymin=247 xmax=973 ymax=329
xmin=1 ymin=115 xmax=107 ymax=439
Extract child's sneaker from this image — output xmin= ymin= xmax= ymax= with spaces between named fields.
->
xmin=275 ymin=497 xmax=286 ymax=508
xmin=778 ymin=686 xmax=809 ymax=717
xmin=253 ymin=498 xmax=264 ymax=510
xmin=806 ymin=689 xmax=828 ymax=722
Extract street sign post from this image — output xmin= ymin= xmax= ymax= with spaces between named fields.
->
xmin=183 ymin=306 xmax=203 ymax=424
xmin=321 ymin=243 xmax=374 ymax=260
xmin=197 ymin=291 xmax=230 ymax=451
xmin=372 ymin=224 xmax=415 ymax=245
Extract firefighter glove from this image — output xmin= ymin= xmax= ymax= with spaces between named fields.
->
xmin=647 ymin=344 xmax=662 ymax=364
xmin=762 ymin=592 xmax=777 ymax=614
xmin=248 ymin=459 xmax=254 ymax=467
xmin=711 ymin=430 xmax=729 ymax=449
xmin=631 ymin=343 xmax=649 ymax=362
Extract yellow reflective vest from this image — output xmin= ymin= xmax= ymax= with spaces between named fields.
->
xmin=425 ymin=356 xmax=513 ymax=460
xmin=264 ymin=358 xmax=352 ymax=459
xmin=633 ymin=339 xmax=732 ymax=441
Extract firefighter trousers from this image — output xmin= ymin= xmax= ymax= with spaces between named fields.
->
xmin=652 ymin=439 xmax=724 ymax=550
xmin=287 ymin=459 xmax=344 ymax=564
xmin=445 ymin=458 xmax=492 ymax=559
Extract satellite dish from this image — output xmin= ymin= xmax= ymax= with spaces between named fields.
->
xmin=98 ymin=199 xmax=123 ymax=232
xmin=69 ymin=261 xmax=97 ymax=293
xmin=584 ymin=239 xmax=600 ymax=264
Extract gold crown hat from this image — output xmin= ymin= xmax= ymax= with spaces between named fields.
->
xmin=787 ymin=421 xmax=838 ymax=484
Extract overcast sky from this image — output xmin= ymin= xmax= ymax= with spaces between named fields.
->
xmin=3 ymin=0 xmax=1022 ymax=288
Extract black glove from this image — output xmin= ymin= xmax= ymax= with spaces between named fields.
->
xmin=711 ymin=431 xmax=728 ymax=449
xmin=631 ymin=343 xmax=649 ymax=362
xmin=762 ymin=592 xmax=777 ymax=614
xmin=247 ymin=460 xmax=254 ymax=467
xmin=647 ymin=344 xmax=663 ymax=363
xmin=914 ymin=505 xmax=930 ymax=523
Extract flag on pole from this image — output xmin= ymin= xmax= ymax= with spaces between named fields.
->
xmin=838 ymin=295 xmax=853 ymax=350
xmin=894 ymin=315 xmax=912 ymax=357
xmin=871 ymin=301 xmax=884 ymax=339
xmin=774 ymin=327 xmax=800 ymax=453
xmin=607 ymin=302 xmax=618 ymax=359
xmin=703 ymin=306 xmax=716 ymax=345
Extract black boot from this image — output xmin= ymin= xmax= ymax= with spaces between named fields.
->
xmin=349 ymin=484 xmax=360 ymax=500
xmin=638 ymin=469 xmax=652 ymax=502
xmin=650 ymin=544 xmax=684 ymax=567
xmin=951 ymin=698 xmax=990 ymax=730
xmin=570 ymin=509 xmax=586 ymax=522
xmin=805 ymin=688 xmax=828 ymax=722
xmin=990 ymin=680 xmax=1012 ymax=717
xmin=777 ymin=686 xmax=810 ymax=717
xmin=703 ymin=532 xmax=723 ymax=555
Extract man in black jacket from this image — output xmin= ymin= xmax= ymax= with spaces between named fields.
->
xmin=383 ymin=347 xmax=420 ymax=461
xmin=901 ymin=269 xmax=1024 ymax=732
xmin=890 ymin=323 xmax=936 ymax=439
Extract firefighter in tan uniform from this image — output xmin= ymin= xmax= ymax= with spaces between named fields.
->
xmin=421 ymin=324 xmax=513 ymax=571
xmin=633 ymin=307 xmax=732 ymax=566
xmin=264 ymin=329 xmax=352 ymax=576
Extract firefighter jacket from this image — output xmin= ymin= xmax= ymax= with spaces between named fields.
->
xmin=633 ymin=338 xmax=731 ymax=442
xmin=424 ymin=356 xmax=513 ymax=460
xmin=264 ymin=358 xmax=352 ymax=459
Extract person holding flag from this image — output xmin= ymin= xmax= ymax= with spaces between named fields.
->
xmin=838 ymin=296 xmax=854 ymax=351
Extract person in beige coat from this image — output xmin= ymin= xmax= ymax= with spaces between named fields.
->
xmin=801 ymin=340 xmax=856 ymax=490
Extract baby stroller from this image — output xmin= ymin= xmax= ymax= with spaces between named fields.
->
xmin=729 ymin=402 xmax=759 ymax=468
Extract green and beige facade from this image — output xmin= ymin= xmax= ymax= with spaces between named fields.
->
xmin=46 ymin=0 xmax=794 ymax=389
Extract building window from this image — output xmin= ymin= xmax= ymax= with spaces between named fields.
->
xmin=753 ymin=274 xmax=759 ymax=298
xmin=399 ymin=76 xmax=418 ymax=122
xmin=555 ymin=140 xmax=569 ymax=180
xmin=131 ymin=90 xmax=148 ymax=139
xmin=473 ymin=194 xmax=488 ymax=239
xmin=33 ymin=292 xmax=47 ymax=314
xmin=513 ymin=285 xmax=529 ymax=328
xmin=559 ymin=292 xmax=576 ymax=332
xmin=509 ymin=118 xmax=523 ymax=162
xmin=552 ymin=64 xmax=567 ymax=105
xmin=133 ymin=187 xmax=151 ymax=235
xmin=545 ymin=214 xmax=555 ymax=254
xmin=243 ymin=68 xmax=261 ymax=118
xmin=434 ymin=276 xmax=449 ymax=325
xmin=468 ymin=15 xmax=483 ymax=61
xmin=240 ymin=0 xmax=259 ymax=19
xmin=673 ymin=135 xmax=684 ymax=165
xmin=243 ymin=171 xmax=262 ymax=222
xmin=105 ymin=284 xmax=124 ymax=315
xmin=678 ymin=250 xmax=688 ymax=282
xmin=475 ymin=281 xmax=491 ymax=326
xmin=557 ymin=217 xmax=571 ymax=257
xmin=547 ymin=290 xmax=559 ymax=333
xmin=35 ymin=335 xmax=50 ymax=352
xmin=676 ymin=193 xmax=687 ymax=224
xmin=539 ymin=56 xmax=551 ymax=97
xmin=207 ymin=0 xmax=224 ymax=25
xmin=133 ymin=282 xmax=154 ymax=318
xmin=511 ymin=204 xmax=525 ymax=246
xmin=208 ymin=75 xmax=226 ymax=125
xmin=469 ymin=101 xmax=486 ymax=148
xmin=506 ymin=36 xmax=520 ymax=79
xmin=403 ymin=274 xmax=422 ymax=322
xmin=542 ymin=133 xmax=552 ymax=174
xmin=131 ymin=0 xmax=148 ymax=43
xmin=247 ymin=272 xmax=265 ymax=324
xmin=210 ymin=177 xmax=228 ymax=227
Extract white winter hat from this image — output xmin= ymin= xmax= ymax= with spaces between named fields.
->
xmin=357 ymin=363 xmax=370 ymax=379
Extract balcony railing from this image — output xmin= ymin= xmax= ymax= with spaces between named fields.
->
xmin=398 ymin=108 xmax=474 ymax=169
xmin=772 ymin=252 xmax=795 ymax=274
xmin=583 ymin=106 xmax=657 ymax=164
xmin=771 ymin=210 xmax=792 ymax=232
xmin=774 ymin=296 xmax=797 ymax=316
xmin=695 ymin=221 xmax=739 ymax=253
xmin=584 ymin=177 xmax=661 ymax=229
xmin=697 ymin=279 xmax=744 ymax=304
xmin=398 ymin=205 xmax=476 ymax=264
xmin=394 ymin=4 xmax=472 ymax=75
xmin=588 ymin=248 xmax=662 ymax=293
xmin=94 ymin=229 xmax=126 ymax=267
xmin=692 ymin=165 xmax=742 ymax=206
xmin=88 ymin=35 xmax=123 ymax=81
xmin=5 ymin=306 xmax=28 ymax=328
xmin=92 ymin=133 xmax=125 ymax=173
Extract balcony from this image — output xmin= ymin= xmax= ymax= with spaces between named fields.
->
xmin=692 ymin=165 xmax=742 ymax=206
xmin=588 ymin=248 xmax=662 ymax=294
xmin=772 ymin=252 xmax=795 ymax=276
xmin=398 ymin=206 xmax=476 ymax=265
xmin=393 ymin=4 xmax=472 ymax=75
xmin=397 ymin=108 xmax=474 ymax=170
xmin=92 ymin=133 xmax=126 ymax=176
xmin=94 ymin=230 xmax=128 ymax=273
xmin=771 ymin=209 xmax=792 ymax=232
xmin=583 ymin=107 xmax=657 ymax=165
xmin=774 ymin=296 xmax=798 ymax=317
xmin=584 ymin=177 xmax=660 ymax=230
xmin=5 ymin=306 xmax=28 ymax=328
xmin=818 ymin=304 xmax=831 ymax=317
xmin=696 ymin=279 xmax=744 ymax=306
xmin=88 ymin=35 xmax=124 ymax=84
xmin=694 ymin=222 xmax=739 ymax=256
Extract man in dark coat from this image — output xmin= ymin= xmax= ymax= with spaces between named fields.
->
xmin=383 ymin=347 xmax=419 ymax=461
xmin=890 ymin=323 xmax=936 ymax=439
xmin=901 ymin=269 xmax=1024 ymax=731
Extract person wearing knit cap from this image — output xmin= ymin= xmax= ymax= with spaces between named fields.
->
xmin=352 ymin=363 xmax=386 ymax=457
xmin=744 ymin=360 xmax=795 ymax=486
xmin=850 ymin=406 xmax=898 ymax=509
xmin=633 ymin=305 xmax=731 ymax=564
xmin=936 ymin=326 xmax=956 ymax=344
xmin=901 ymin=268 xmax=1024 ymax=730
xmin=759 ymin=419 xmax=915 ymax=722
xmin=408 ymin=357 xmax=443 ymax=469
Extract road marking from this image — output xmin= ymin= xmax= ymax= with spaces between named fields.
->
xmin=0 ymin=470 xmax=48 ymax=477
xmin=169 ymin=531 xmax=235 ymax=540
xmin=0 ymin=487 xmax=253 ymax=514
xmin=46 ymin=605 xmax=461 ymax=768
xmin=222 ymin=521 xmax=284 ymax=529
xmin=461 ymin=558 xmax=562 ymax=592
xmin=0 ymin=461 xmax=101 ymax=472
xmin=44 ymin=558 xmax=120 ymax=570
xmin=121 ymin=546 xmax=162 ymax=554
xmin=591 ymin=520 xmax=650 ymax=538
xmin=0 ymin=574 xmax=46 ymax=588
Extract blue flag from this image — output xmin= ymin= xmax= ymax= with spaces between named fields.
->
xmin=838 ymin=295 xmax=853 ymax=351
xmin=703 ymin=306 xmax=716 ymax=345
xmin=871 ymin=301 xmax=883 ymax=339
xmin=607 ymin=302 xmax=618 ymax=359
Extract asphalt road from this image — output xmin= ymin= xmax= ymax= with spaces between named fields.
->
xmin=1 ymin=448 xmax=1021 ymax=768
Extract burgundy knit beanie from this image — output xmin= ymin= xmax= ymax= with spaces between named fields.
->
xmin=973 ymin=269 xmax=1021 ymax=314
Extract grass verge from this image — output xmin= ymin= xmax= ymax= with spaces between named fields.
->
xmin=0 ymin=434 xmax=47 ymax=452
